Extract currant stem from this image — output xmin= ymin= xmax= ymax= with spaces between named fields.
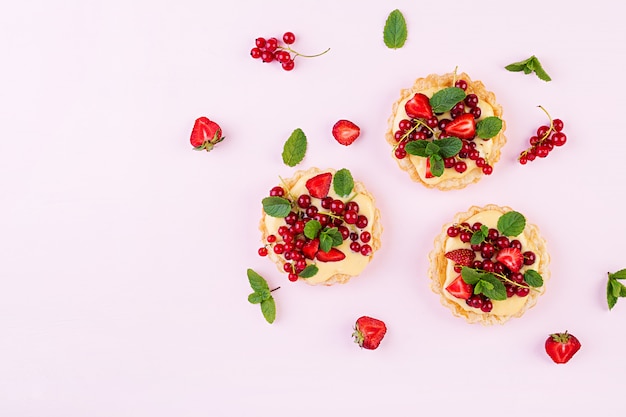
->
xmin=280 ymin=46 xmax=331 ymax=59
xmin=537 ymin=105 xmax=554 ymax=141
xmin=270 ymin=287 xmax=281 ymax=292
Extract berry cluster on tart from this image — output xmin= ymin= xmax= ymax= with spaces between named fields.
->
xmin=428 ymin=205 xmax=550 ymax=324
xmin=258 ymin=167 xmax=382 ymax=285
xmin=386 ymin=72 xmax=506 ymax=190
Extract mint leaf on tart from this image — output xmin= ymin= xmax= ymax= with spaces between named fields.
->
xmin=304 ymin=219 xmax=322 ymax=239
xmin=298 ymin=264 xmax=319 ymax=279
xmin=430 ymin=87 xmax=466 ymax=113
xmin=505 ymin=55 xmax=552 ymax=82
xmin=524 ymin=269 xmax=544 ymax=287
xmin=262 ymin=196 xmax=291 ymax=218
xmin=470 ymin=225 xmax=489 ymax=245
xmin=476 ymin=117 xmax=503 ymax=139
xmin=461 ymin=267 xmax=506 ymax=301
xmin=319 ymin=227 xmax=343 ymax=252
xmin=383 ymin=9 xmax=407 ymax=49
xmin=405 ymin=137 xmax=463 ymax=177
xmin=435 ymin=137 xmax=463 ymax=158
xmin=247 ymin=269 xmax=279 ymax=324
xmin=497 ymin=211 xmax=526 ymax=237
xmin=333 ymin=168 xmax=354 ymax=197
xmin=607 ymin=269 xmax=626 ymax=310
xmin=282 ymin=128 xmax=307 ymax=167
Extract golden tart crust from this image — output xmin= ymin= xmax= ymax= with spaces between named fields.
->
xmin=428 ymin=204 xmax=550 ymax=324
xmin=259 ymin=167 xmax=383 ymax=286
xmin=386 ymin=72 xmax=507 ymax=190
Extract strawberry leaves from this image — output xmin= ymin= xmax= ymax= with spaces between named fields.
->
xmin=282 ymin=128 xmax=307 ymax=167
xmin=607 ymin=269 xmax=626 ymax=310
xmin=505 ymin=55 xmax=552 ymax=82
xmin=383 ymin=9 xmax=407 ymax=49
xmin=247 ymin=269 xmax=279 ymax=324
xmin=405 ymin=137 xmax=463 ymax=177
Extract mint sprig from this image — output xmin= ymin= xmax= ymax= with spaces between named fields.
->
xmin=607 ymin=269 xmax=626 ymax=310
xmin=333 ymin=168 xmax=354 ymax=197
xmin=247 ymin=269 xmax=279 ymax=324
xmin=404 ymin=137 xmax=463 ymax=177
xmin=383 ymin=9 xmax=407 ymax=49
xmin=262 ymin=196 xmax=291 ymax=218
xmin=319 ymin=227 xmax=343 ymax=253
xmin=282 ymin=128 xmax=307 ymax=167
xmin=505 ymin=55 xmax=552 ymax=82
xmin=470 ymin=225 xmax=489 ymax=245
xmin=461 ymin=267 xmax=507 ymax=301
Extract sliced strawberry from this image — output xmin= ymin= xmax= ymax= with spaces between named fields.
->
xmin=315 ymin=247 xmax=346 ymax=262
xmin=496 ymin=247 xmax=523 ymax=272
xmin=444 ymin=249 xmax=476 ymax=266
xmin=425 ymin=158 xmax=434 ymax=178
xmin=443 ymin=113 xmax=476 ymax=139
xmin=445 ymin=275 xmax=473 ymax=300
xmin=332 ymin=120 xmax=361 ymax=146
xmin=190 ymin=117 xmax=223 ymax=151
xmin=305 ymin=172 xmax=332 ymax=199
xmin=353 ymin=316 xmax=387 ymax=350
xmin=302 ymin=238 xmax=320 ymax=260
xmin=405 ymin=93 xmax=433 ymax=119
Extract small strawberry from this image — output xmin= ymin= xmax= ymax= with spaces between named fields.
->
xmin=445 ymin=275 xmax=473 ymax=300
xmin=425 ymin=158 xmax=434 ymax=178
xmin=190 ymin=117 xmax=224 ymax=151
xmin=443 ymin=113 xmax=476 ymax=139
xmin=352 ymin=316 xmax=387 ymax=350
xmin=305 ymin=172 xmax=332 ymax=199
xmin=302 ymin=238 xmax=320 ymax=260
xmin=315 ymin=247 xmax=346 ymax=262
xmin=545 ymin=331 xmax=581 ymax=364
xmin=332 ymin=120 xmax=361 ymax=146
xmin=445 ymin=249 xmax=476 ymax=267
xmin=496 ymin=247 xmax=523 ymax=272
xmin=405 ymin=93 xmax=433 ymax=119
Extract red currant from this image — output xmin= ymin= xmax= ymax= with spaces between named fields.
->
xmin=282 ymin=60 xmax=295 ymax=71
xmin=455 ymin=79 xmax=468 ymax=90
xmin=283 ymin=31 xmax=296 ymax=45
xmin=250 ymin=48 xmax=262 ymax=59
xmin=258 ymin=247 xmax=268 ymax=256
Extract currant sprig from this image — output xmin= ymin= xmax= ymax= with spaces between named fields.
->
xmin=250 ymin=32 xmax=330 ymax=71
xmin=519 ymin=105 xmax=567 ymax=164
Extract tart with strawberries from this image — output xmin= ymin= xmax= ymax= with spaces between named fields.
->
xmin=258 ymin=167 xmax=382 ymax=285
xmin=428 ymin=205 xmax=550 ymax=324
xmin=386 ymin=72 xmax=506 ymax=190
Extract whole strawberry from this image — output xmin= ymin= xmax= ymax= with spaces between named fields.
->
xmin=190 ymin=117 xmax=224 ymax=152
xmin=545 ymin=331 xmax=581 ymax=364
xmin=353 ymin=316 xmax=387 ymax=350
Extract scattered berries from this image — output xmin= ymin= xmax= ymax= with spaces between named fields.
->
xmin=190 ymin=117 xmax=224 ymax=152
xmin=332 ymin=120 xmax=361 ymax=146
xmin=545 ymin=331 xmax=581 ymax=364
xmin=519 ymin=106 xmax=567 ymax=164
xmin=353 ymin=316 xmax=387 ymax=350
xmin=250 ymin=32 xmax=330 ymax=71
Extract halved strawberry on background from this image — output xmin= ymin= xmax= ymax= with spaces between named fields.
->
xmin=190 ymin=116 xmax=224 ymax=151
xmin=443 ymin=113 xmax=476 ymax=139
xmin=332 ymin=120 xmax=361 ymax=146
xmin=352 ymin=316 xmax=387 ymax=350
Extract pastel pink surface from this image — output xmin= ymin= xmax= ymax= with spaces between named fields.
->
xmin=1 ymin=1 xmax=625 ymax=416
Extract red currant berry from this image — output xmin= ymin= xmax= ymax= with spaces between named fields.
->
xmin=536 ymin=125 xmax=550 ymax=139
xmin=459 ymin=232 xmax=472 ymax=243
xmin=267 ymin=234 xmax=277 ymax=243
xmin=350 ymin=241 xmax=361 ymax=252
xmin=515 ymin=286 xmax=530 ymax=297
xmin=470 ymin=107 xmax=481 ymax=119
xmin=283 ymin=262 xmax=293 ymax=272
xmin=344 ymin=210 xmax=358 ymax=224
xmin=338 ymin=226 xmax=350 ymax=240
xmin=551 ymin=132 xmax=567 ymax=146
xmin=447 ymin=226 xmax=460 ymax=237
xmin=330 ymin=199 xmax=345 ymax=215
xmin=482 ymin=164 xmax=493 ymax=175
xmin=297 ymin=194 xmax=311 ymax=208
xmin=250 ymin=47 xmax=262 ymax=59
xmin=258 ymin=247 xmax=268 ymax=256
xmin=519 ymin=155 xmax=528 ymax=165
xmin=270 ymin=186 xmax=284 ymax=197
xmin=260 ymin=51 xmax=274 ymax=63
xmin=345 ymin=202 xmax=359 ymax=212
xmin=454 ymin=161 xmax=467 ymax=173
xmin=288 ymin=273 xmax=298 ymax=282
xmin=356 ymin=215 xmax=368 ymax=229
xmin=523 ymin=251 xmax=536 ymax=265
xmin=273 ymin=244 xmax=285 ymax=254
xmin=360 ymin=244 xmax=372 ymax=256
xmin=480 ymin=300 xmax=493 ymax=312
xmin=265 ymin=37 xmax=278 ymax=52
xmin=255 ymin=37 xmax=266 ymax=48
xmin=464 ymin=94 xmax=479 ymax=108
xmin=552 ymin=119 xmax=564 ymax=132
xmin=471 ymin=222 xmax=482 ymax=232
xmin=282 ymin=60 xmax=295 ymax=71
xmin=455 ymin=79 xmax=468 ymax=90
xmin=282 ymin=31 xmax=296 ymax=45
xmin=360 ymin=231 xmax=371 ymax=243
xmin=395 ymin=147 xmax=407 ymax=159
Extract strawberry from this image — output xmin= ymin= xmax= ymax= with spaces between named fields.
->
xmin=315 ymin=247 xmax=346 ymax=262
xmin=496 ymin=247 xmax=523 ymax=272
xmin=443 ymin=113 xmax=476 ymax=139
xmin=332 ymin=120 xmax=361 ymax=146
xmin=305 ymin=172 xmax=332 ymax=199
xmin=404 ymin=93 xmax=433 ymax=119
xmin=190 ymin=117 xmax=224 ymax=151
xmin=445 ymin=249 xmax=476 ymax=266
xmin=425 ymin=158 xmax=434 ymax=178
xmin=302 ymin=238 xmax=320 ymax=260
xmin=445 ymin=275 xmax=473 ymax=300
xmin=545 ymin=331 xmax=581 ymax=364
xmin=352 ymin=316 xmax=387 ymax=350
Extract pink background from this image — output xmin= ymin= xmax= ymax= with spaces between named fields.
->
xmin=2 ymin=0 xmax=626 ymax=415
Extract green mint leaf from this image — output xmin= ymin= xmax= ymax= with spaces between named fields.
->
xmin=461 ymin=267 xmax=482 ymax=285
xmin=262 ymin=196 xmax=291 ymax=218
xmin=319 ymin=232 xmax=332 ymax=253
xmin=470 ymin=228 xmax=486 ymax=245
xmin=405 ymin=140 xmax=428 ymax=157
xmin=430 ymin=87 xmax=466 ymax=113
xmin=248 ymin=292 xmax=263 ymax=304
xmin=608 ymin=278 xmax=619 ymax=310
xmin=261 ymin=298 xmax=276 ymax=324
xmin=333 ymin=168 xmax=354 ymax=197
xmin=523 ymin=269 xmax=544 ymax=287
xmin=425 ymin=141 xmax=440 ymax=156
xmin=299 ymin=264 xmax=319 ymax=279
xmin=505 ymin=55 xmax=551 ymax=82
xmin=532 ymin=57 xmax=552 ymax=81
xmin=609 ymin=268 xmax=626 ymax=280
xmin=322 ymin=227 xmax=343 ymax=247
xmin=304 ymin=220 xmax=322 ymax=239
xmin=476 ymin=117 xmax=503 ymax=139
xmin=282 ymin=128 xmax=307 ymax=167
xmin=621 ymin=285 xmax=626 ymax=297
xmin=434 ymin=137 xmax=462 ymax=158
xmin=609 ymin=278 xmax=623 ymax=298
xmin=383 ymin=9 xmax=407 ymax=49
xmin=247 ymin=268 xmax=270 ymax=294
xmin=429 ymin=154 xmax=444 ymax=177
xmin=504 ymin=56 xmax=534 ymax=72
xmin=479 ymin=274 xmax=507 ymax=301
xmin=497 ymin=211 xmax=526 ymax=237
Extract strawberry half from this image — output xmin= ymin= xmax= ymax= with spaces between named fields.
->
xmin=445 ymin=249 xmax=476 ymax=266
xmin=405 ymin=93 xmax=433 ymax=119
xmin=425 ymin=158 xmax=434 ymax=178
xmin=332 ymin=120 xmax=361 ymax=146
xmin=443 ymin=113 xmax=476 ymax=139
xmin=445 ymin=275 xmax=473 ymax=300
xmin=545 ymin=331 xmax=581 ymax=364
xmin=190 ymin=117 xmax=224 ymax=151
xmin=496 ymin=247 xmax=523 ymax=272
xmin=305 ymin=172 xmax=332 ymax=199
xmin=315 ymin=247 xmax=346 ymax=262
xmin=353 ymin=316 xmax=387 ymax=350
xmin=302 ymin=238 xmax=320 ymax=260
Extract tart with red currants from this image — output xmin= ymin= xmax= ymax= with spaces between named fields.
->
xmin=428 ymin=205 xmax=550 ymax=324
xmin=258 ymin=167 xmax=382 ymax=285
xmin=386 ymin=72 xmax=506 ymax=190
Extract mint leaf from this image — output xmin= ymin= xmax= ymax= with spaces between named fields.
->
xmin=435 ymin=137 xmax=462 ymax=158
xmin=523 ymin=269 xmax=544 ymax=287
xmin=430 ymin=87 xmax=466 ymax=113
xmin=304 ymin=220 xmax=322 ymax=239
xmin=282 ymin=128 xmax=307 ymax=167
xmin=479 ymin=274 xmax=507 ymax=300
xmin=504 ymin=56 xmax=533 ymax=72
xmin=505 ymin=55 xmax=551 ymax=82
xmin=383 ymin=9 xmax=407 ymax=49
xmin=425 ymin=141 xmax=440 ymax=156
xmin=429 ymin=154 xmax=444 ymax=177
xmin=405 ymin=140 xmax=428 ymax=157
xmin=247 ymin=269 xmax=278 ymax=323
xmin=497 ymin=211 xmax=526 ymax=237
xmin=319 ymin=227 xmax=343 ymax=251
xmin=248 ymin=292 xmax=263 ymax=304
xmin=261 ymin=298 xmax=276 ymax=324
xmin=476 ymin=117 xmax=503 ymax=139
xmin=608 ymin=278 xmax=619 ymax=310
xmin=333 ymin=168 xmax=354 ymax=197
xmin=609 ymin=269 xmax=626 ymax=280
xmin=609 ymin=278 xmax=623 ymax=298
xmin=470 ymin=225 xmax=488 ymax=245
xmin=262 ymin=196 xmax=291 ymax=218
xmin=247 ymin=268 xmax=270 ymax=295
xmin=299 ymin=264 xmax=319 ymax=279
xmin=461 ymin=267 xmax=483 ymax=285
xmin=532 ymin=57 xmax=552 ymax=81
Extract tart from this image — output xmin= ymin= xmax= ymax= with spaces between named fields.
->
xmin=386 ymin=72 xmax=506 ymax=190
xmin=428 ymin=205 xmax=550 ymax=324
xmin=259 ymin=167 xmax=382 ymax=286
